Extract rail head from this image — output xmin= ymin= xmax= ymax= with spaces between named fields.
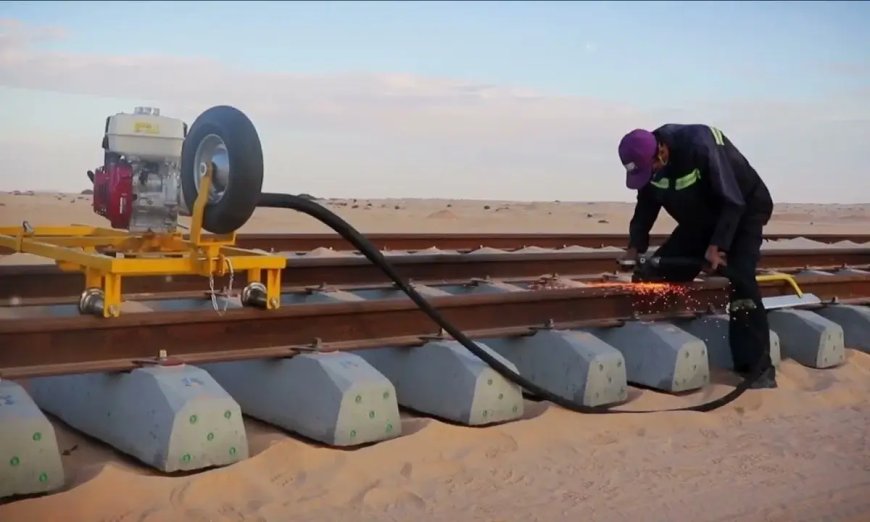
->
xmin=0 ymin=279 xmax=730 ymax=333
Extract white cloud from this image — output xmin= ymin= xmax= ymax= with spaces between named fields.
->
xmin=0 ymin=17 xmax=66 ymax=47
xmin=0 ymin=18 xmax=867 ymax=202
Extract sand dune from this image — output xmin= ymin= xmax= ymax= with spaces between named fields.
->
xmin=1 ymin=191 xmax=870 ymax=521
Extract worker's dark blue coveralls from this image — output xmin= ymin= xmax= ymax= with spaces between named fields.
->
xmin=628 ymin=124 xmax=775 ymax=375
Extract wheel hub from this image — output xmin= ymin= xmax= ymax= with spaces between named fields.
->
xmin=193 ymin=133 xmax=230 ymax=204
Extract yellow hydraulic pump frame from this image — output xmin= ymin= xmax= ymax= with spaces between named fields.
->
xmin=0 ymin=168 xmax=286 ymax=318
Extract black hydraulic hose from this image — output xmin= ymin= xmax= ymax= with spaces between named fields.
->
xmin=258 ymin=192 xmax=770 ymax=414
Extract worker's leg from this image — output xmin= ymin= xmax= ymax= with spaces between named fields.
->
xmin=725 ymin=214 xmax=776 ymax=388
xmin=642 ymin=226 xmax=708 ymax=282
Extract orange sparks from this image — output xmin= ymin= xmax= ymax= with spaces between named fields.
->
xmin=584 ymin=281 xmax=688 ymax=296
xmin=526 ymin=277 xmax=691 ymax=296
xmin=583 ymin=281 xmax=708 ymax=315
xmin=525 ymin=276 xmax=720 ymax=315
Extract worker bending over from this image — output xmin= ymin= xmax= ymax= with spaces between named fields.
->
xmin=617 ymin=124 xmax=777 ymax=389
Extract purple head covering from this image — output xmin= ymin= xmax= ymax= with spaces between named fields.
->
xmin=618 ymin=129 xmax=658 ymax=189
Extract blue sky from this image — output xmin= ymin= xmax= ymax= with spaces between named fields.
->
xmin=0 ymin=1 xmax=868 ymax=202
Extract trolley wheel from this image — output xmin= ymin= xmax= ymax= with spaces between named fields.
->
xmin=180 ymin=105 xmax=264 ymax=234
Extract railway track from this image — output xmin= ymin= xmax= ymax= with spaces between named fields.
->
xmin=237 ymin=231 xmax=870 ymax=251
xmin=2 ymin=235 xmax=870 ymax=501
xmin=2 ymin=269 xmax=869 ymax=380
xmin=2 ymin=231 xmax=857 ymax=253
xmin=3 ymin=237 xmax=869 ymax=300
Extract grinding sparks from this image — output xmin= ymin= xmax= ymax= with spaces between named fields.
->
xmin=524 ymin=276 xmax=716 ymax=316
xmin=584 ymin=281 xmax=687 ymax=296
xmin=581 ymin=281 xmax=713 ymax=316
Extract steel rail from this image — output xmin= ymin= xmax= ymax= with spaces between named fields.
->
xmin=2 ymin=247 xmax=869 ymax=300
xmin=9 ymin=264 xmax=870 ymax=308
xmin=1 ymin=232 xmax=868 ymax=256
xmin=173 ymin=232 xmax=870 ymax=252
xmin=2 ymin=273 xmax=868 ymax=379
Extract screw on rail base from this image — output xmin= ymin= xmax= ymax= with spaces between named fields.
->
xmin=419 ymin=327 xmax=448 ymax=342
xmin=468 ymin=276 xmax=493 ymax=285
xmin=131 ymin=349 xmax=185 ymax=367
xmin=526 ymin=318 xmax=558 ymax=335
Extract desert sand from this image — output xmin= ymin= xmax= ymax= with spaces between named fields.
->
xmin=1 ymin=191 xmax=869 ymax=522
xmin=2 ymin=190 xmax=870 ymax=236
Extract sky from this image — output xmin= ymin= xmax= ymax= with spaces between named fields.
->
xmin=0 ymin=1 xmax=868 ymax=203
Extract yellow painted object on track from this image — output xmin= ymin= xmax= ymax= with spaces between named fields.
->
xmin=756 ymin=272 xmax=822 ymax=309
xmin=756 ymin=272 xmax=806 ymax=297
xmin=0 ymin=168 xmax=286 ymax=318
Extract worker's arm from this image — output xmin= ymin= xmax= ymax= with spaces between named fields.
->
xmin=627 ymin=187 xmax=661 ymax=254
xmin=698 ymin=129 xmax=746 ymax=251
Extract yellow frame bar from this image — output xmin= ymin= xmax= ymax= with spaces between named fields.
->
xmin=0 ymin=168 xmax=285 ymax=317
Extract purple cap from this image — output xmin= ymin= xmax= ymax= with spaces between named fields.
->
xmin=618 ymin=129 xmax=657 ymax=189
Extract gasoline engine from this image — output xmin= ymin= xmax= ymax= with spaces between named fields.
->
xmin=86 ymin=104 xmax=262 ymax=236
xmin=88 ymin=106 xmax=186 ymax=233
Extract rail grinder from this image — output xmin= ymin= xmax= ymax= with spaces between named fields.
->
xmin=0 ymin=105 xmax=285 ymax=318
xmin=614 ymin=255 xmax=689 ymax=283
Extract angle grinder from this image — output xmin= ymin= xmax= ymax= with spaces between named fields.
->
xmin=617 ymin=255 xmax=665 ymax=283
xmin=617 ymin=255 xmax=712 ymax=283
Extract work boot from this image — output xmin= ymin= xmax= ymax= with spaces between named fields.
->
xmin=737 ymin=366 xmax=777 ymax=389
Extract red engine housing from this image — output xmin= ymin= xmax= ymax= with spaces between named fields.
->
xmin=92 ymin=160 xmax=134 ymax=229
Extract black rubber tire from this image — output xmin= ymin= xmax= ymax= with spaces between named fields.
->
xmin=180 ymin=105 xmax=264 ymax=234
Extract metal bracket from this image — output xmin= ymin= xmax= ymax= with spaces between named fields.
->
xmin=291 ymin=338 xmax=324 ymax=353
xmin=419 ymin=327 xmax=448 ymax=342
xmin=464 ymin=276 xmax=491 ymax=287
xmin=527 ymin=318 xmax=556 ymax=333
xmin=131 ymin=349 xmax=185 ymax=367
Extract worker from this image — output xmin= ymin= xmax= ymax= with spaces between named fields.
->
xmin=616 ymin=124 xmax=777 ymax=389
